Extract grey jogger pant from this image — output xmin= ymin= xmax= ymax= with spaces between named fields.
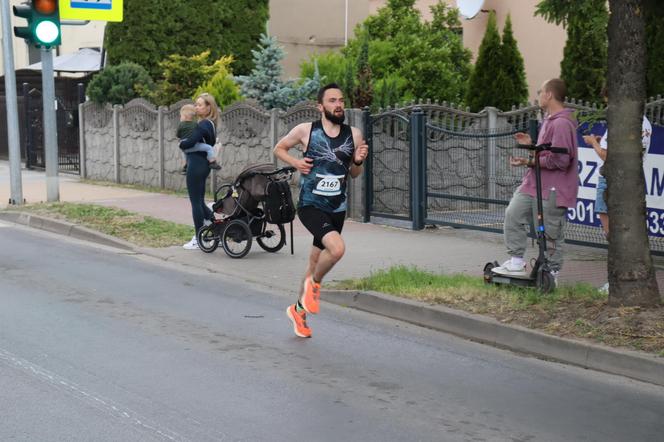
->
xmin=503 ymin=190 xmax=568 ymax=272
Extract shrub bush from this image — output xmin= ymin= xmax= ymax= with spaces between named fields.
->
xmin=86 ymin=62 xmax=154 ymax=105
xmin=193 ymin=59 xmax=242 ymax=110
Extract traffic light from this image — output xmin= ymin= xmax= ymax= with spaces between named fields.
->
xmin=13 ymin=0 xmax=61 ymax=49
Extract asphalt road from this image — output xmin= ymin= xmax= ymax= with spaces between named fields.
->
xmin=1 ymin=221 xmax=663 ymax=442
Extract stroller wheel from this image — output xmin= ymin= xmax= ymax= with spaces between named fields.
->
xmin=197 ymin=225 xmax=220 ymax=253
xmin=257 ymin=222 xmax=286 ymax=253
xmin=221 ymin=219 xmax=252 ymax=259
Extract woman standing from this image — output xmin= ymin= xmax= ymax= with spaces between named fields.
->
xmin=180 ymin=93 xmax=219 ymax=249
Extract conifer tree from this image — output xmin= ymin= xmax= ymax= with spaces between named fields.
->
xmin=560 ymin=0 xmax=607 ymax=101
xmin=236 ymin=34 xmax=320 ymax=110
xmin=537 ymin=0 xmax=664 ymax=98
xmin=645 ymin=0 xmax=664 ymax=96
xmin=353 ymin=35 xmax=373 ymax=108
xmin=343 ymin=61 xmax=355 ymax=108
xmin=500 ymin=14 xmax=528 ymax=108
xmin=235 ymin=34 xmax=286 ymax=109
xmin=465 ymin=12 xmax=508 ymax=111
xmin=536 ymin=0 xmax=608 ymax=102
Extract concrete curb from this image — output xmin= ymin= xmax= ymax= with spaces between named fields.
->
xmin=324 ymin=289 xmax=664 ymax=387
xmin=0 ymin=212 xmax=135 ymax=251
xmin=3 ymin=211 xmax=663 ymax=387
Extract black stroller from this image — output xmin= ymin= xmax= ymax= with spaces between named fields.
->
xmin=196 ymin=163 xmax=296 ymax=258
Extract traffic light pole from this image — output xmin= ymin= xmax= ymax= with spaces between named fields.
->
xmin=41 ymin=47 xmax=59 ymax=202
xmin=1 ymin=0 xmax=24 ymax=205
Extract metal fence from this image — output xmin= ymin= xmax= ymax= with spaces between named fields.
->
xmin=424 ymin=124 xmax=524 ymax=232
xmin=364 ymin=100 xmax=664 ymax=255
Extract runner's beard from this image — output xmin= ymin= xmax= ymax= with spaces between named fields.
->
xmin=324 ymin=108 xmax=345 ymax=125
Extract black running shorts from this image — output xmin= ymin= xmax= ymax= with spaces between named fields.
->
xmin=297 ymin=206 xmax=346 ymax=249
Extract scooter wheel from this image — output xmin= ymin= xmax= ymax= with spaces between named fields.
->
xmin=536 ymin=271 xmax=555 ymax=294
xmin=483 ymin=262 xmax=497 ymax=284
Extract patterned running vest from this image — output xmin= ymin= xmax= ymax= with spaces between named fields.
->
xmin=299 ymin=120 xmax=355 ymax=213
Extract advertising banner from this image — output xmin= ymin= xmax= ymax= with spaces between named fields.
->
xmin=570 ymin=123 xmax=664 ymax=237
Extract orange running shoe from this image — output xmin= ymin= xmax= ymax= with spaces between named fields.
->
xmin=300 ymin=276 xmax=321 ymax=314
xmin=286 ymin=304 xmax=312 ymax=338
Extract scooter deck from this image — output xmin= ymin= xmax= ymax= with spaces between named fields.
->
xmin=490 ymin=268 xmax=532 ymax=280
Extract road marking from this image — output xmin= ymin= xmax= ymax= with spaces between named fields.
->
xmin=0 ymin=347 xmax=183 ymax=441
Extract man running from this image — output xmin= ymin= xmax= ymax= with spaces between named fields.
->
xmin=273 ymin=83 xmax=368 ymax=338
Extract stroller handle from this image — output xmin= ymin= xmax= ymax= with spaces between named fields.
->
xmin=517 ymin=143 xmax=569 ymax=154
xmin=257 ymin=166 xmax=297 ymax=176
xmin=246 ymin=166 xmax=297 ymax=179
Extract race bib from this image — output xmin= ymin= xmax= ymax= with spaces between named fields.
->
xmin=313 ymin=174 xmax=345 ymax=196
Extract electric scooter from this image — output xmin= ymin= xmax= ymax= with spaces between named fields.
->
xmin=483 ymin=142 xmax=570 ymax=294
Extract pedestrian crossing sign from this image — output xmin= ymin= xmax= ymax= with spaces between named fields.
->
xmin=59 ymin=0 xmax=123 ymax=22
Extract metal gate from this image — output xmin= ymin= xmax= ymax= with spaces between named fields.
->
xmin=363 ymin=108 xmax=412 ymax=223
xmin=23 ymin=83 xmax=84 ymax=174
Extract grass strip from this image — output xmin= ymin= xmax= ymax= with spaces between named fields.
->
xmin=6 ymin=202 xmax=193 ymax=248
xmin=333 ymin=266 xmax=664 ymax=355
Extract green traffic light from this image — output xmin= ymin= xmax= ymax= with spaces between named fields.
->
xmin=12 ymin=1 xmax=61 ymax=48
xmin=35 ymin=20 xmax=60 ymax=44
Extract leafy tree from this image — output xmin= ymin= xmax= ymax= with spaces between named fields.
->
xmin=146 ymin=51 xmax=227 ymax=106
xmin=537 ymin=0 xmax=662 ymax=305
xmin=465 ymin=12 xmax=507 ymax=111
xmin=605 ymin=0 xmax=661 ymax=305
xmin=343 ymin=0 xmax=471 ymax=105
xmin=399 ymin=3 xmax=471 ymax=103
xmin=535 ymin=0 xmax=608 ymax=102
xmin=105 ymin=0 xmax=268 ymax=78
xmin=362 ymin=0 xmax=421 ymax=42
xmin=86 ymin=62 xmax=154 ymax=105
xmin=236 ymin=34 xmax=320 ymax=110
xmin=500 ymin=14 xmax=529 ymax=108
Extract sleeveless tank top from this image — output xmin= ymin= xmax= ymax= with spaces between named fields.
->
xmin=298 ymin=120 xmax=355 ymax=213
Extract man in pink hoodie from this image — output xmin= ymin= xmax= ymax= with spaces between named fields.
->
xmin=494 ymin=78 xmax=579 ymax=283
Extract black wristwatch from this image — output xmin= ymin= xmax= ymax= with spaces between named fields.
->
xmin=353 ymin=159 xmax=364 ymax=166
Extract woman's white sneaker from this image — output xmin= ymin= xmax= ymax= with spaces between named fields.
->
xmin=182 ymin=236 xmax=199 ymax=250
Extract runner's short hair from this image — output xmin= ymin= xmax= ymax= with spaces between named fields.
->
xmin=544 ymin=78 xmax=567 ymax=103
xmin=317 ymin=83 xmax=343 ymax=104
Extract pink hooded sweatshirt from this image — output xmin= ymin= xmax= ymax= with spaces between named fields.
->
xmin=518 ymin=108 xmax=579 ymax=208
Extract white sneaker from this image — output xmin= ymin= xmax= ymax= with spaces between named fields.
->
xmin=492 ymin=258 xmax=528 ymax=276
xmin=598 ymin=282 xmax=609 ymax=294
xmin=182 ymin=236 xmax=199 ymax=250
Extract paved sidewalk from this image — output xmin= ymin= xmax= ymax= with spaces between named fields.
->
xmin=2 ymin=162 xmax=661 ymax=291
xmin=3 ymin=162 xmax=664 ymax=386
